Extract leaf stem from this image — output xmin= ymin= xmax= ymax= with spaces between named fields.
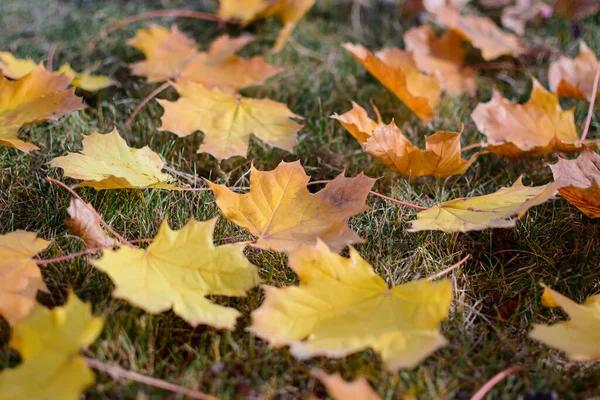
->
xmin=36 ymin=248 xmax=101 ymax=265
xmin=580 ymin=64 xmax=600 ymax=141
xmin=368 ymin=191 xmax=428 ymax=210
xmin=427 ymin=254 xmax=472 ymax=280
xmin=126 ymin=81 xmax=172 ymax=127
xmin=47 ymin=43 xmax=57 ymax=72
xmin=82 ymin=357 xmax=218 ymax=400
xmin=46 ymin=178 xmax=134 ymax=247
xmin=470 ymin=366 xmax=525 ymax=400
xmin=87 ymin=10 xmax=237 ymax=50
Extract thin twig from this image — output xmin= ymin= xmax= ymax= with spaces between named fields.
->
xmin=427 ymin=254 xmax=472 ymax=280
xmin=126 ymin=81 xmax=172 ymax=127
xmin=46 ymin=178 xmax=134 ymax=247
xmin=83 ymin=357 xmax=218 ymax=400
xmin=88 ymin=10 xmax=237 ymax=50
xmin=470 ymin=366 xmax=525 ymax=400
xmin=36 ymin=248 xmax=101 ymax=265
xmin=369 ymin=191 xmax=428 ymax=210
xmin=580 ymin=64 xmax=600 ymax=141
xmin=47 ymin=44 xmax=57 ymax=72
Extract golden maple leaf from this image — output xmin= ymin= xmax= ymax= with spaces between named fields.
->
xmin=0 ymin=52 xmax=115 ymax=91
xmin=218 ymin=0 xmax=273 ymax=22
xmin=49 ymin=129 xmax=178 ymax=190
xmin=159 ymin=81 xmax=302 ymax=160
xmin=0 ymin=231 xmax=50 ymax=326
xmin=129 ymin=26 xmax=281 ymax=92
xmin=549 ymin=146 xmax=600 ymax=218
xmin=529 ymin=285 xmax=600 ymax=361
xmin=206 ymin=161 xmax=375 ymax=253
xmin=549 ymin=41 xmax=600 ymax=101
xmin=409 ymin=177 xmax=563 ymax=232
xmin=91 ymin=218 xmax=259 ymax=330
xmin=65 ymin=198 xmax=117 ymax=248
xmin=433 ymin=7 xmax=524 ymax=60
xmin=403 ymin=25 xmax=476 ymax=97
xmin=0 ymin=65 xmax=85 ymax=153
xmin=343 ymin=43 xmax=441 ymax=121
xmin=249 ymin=240 xmax=452 ymax=369
xmin=0 ymin=291 xmax=104 ymax=400
xmin=470 ymin=79 xmax=593 ymax=158
xmin=330 ymin=101 xmax=382 ymax=143
xmin=314 ymin=370 xmax=383 ymax=400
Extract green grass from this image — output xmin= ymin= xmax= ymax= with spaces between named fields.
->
xmin=1 ymin=0 xmax=600 ymax=398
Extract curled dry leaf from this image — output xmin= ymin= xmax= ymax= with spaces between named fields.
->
xmin=433 ymin=7 xmax=524 ymax=60
xmin=409 ymin=177 xmax=563 ymax=232
xmin=0 ymin=291 xmax=104 ymax=400
xmin=549 ymin=41 xmax=600 ymax=101
xmin=207 ymin=161 xmax=375 ymax=253
xmin=250 ymin=240 xmax=453 ymax=369
xmin=333 ymin=103 xmax=481 ymax=177
xmin=530 ymin=285 xmax=600 ymax=361
xmin=343 ymin=43 xmax=441 ymax=121
xmin=159 ymin=80 xmax=302 ymax=160
xmin=501 ymin=0 xmax=550 ymax=36
xmin=550 ymin=146 xmax=600 ymax=218
xmin=66 ymin=198 xmax=117 ymax=248
xmin=129 ymin=25 xmax=282 ymax=92
xmin=471 ymin=79 xmax=594 ymax=158
xmin=49 ymin=129 xmax=178 ymax=190
xmin=0 ymin=52 xmax=115 ymax=91
xmin=314 ymin=370 xmax=382 ymax=400
xmin=91 ymin=218 xmax=259 ymax=330
xmin=0 ymin=65 xmax=85 ymax=152
xmin=0 ymin=231 xmax=50 ymax=325
xmin=403 ymin=25 xmax=476 ymax=96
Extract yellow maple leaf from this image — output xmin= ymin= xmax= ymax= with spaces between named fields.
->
xmin=0 ymin=291 xmax=104 ymax=400
xmin=403 ymin=25 xmax=477 ymax=97
xmin=314 ymin=370 xmax=382 ymax=400
xmin=0 ymin=231 xmax=50 ymax=326
xmin=549 ymin=41 xmax=600 ymax=101
xmin=343 ymin=43 xmax=441 ymax=121
xmin=0 ymin=52 xmax=37 ymax=79
xmin=363 ymin=122 xmax=481 ymax=177
xmin=549 ymin=146 xmax=600 ymax=218
xmin=0 ymin=65 xmax=85 ymax=153
xmin=49 ymin=129 xmax=178 ymax=190
xmin=207 ymin=161 xmax=375 ymax=253
xmin=268 ymin=0 xmax=317 ymax=53
xmin=159 ymin=81 xmax=302 ymax=160
xmin=250 ymin=240 xmax=452 ymax=369
xmin=129 ymin=26 xmax=281 ymax=92
xmin=529 ymin=285 xmax=600 ymax=361
xmin=409 ymin=177 xmax=563 ymax=232
xmin=218 ymin=0 xmax=273 ymax=22
xmin=91 ymin=218 xmax=259 ymax=330
xmin=471 ymin=79 xmax=591 ymax=158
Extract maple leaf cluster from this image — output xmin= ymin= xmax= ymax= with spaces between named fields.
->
xmin=1 ymin=0 xmax=600 ymax=398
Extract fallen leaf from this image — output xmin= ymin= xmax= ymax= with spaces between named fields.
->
xmin=471 ymin=79 xmax=589 ymax=158
xmin=549 ymin=41 xmax=600 ymax=101
xmin=501 ymin=0 xmax=549 ymax=35
xmin=91 ymin=218 xmax=259 ymax=330
xmin=363 ymin=122 xmax=481 ymax=177
xmin=409 ymin=177 xmax=562 ymax=232
xmin=267 ymin=0 xmax=318 ymax=53
xmin=0 ymin=231 xmax=50 ymax=325
xmin=159 ymin=80 xmax=302 ymax=160
xmin=129 ymin=26 xmax=281 ymax=91
xmin=343 ymin=43 xmax=441 ymax=121
xmin=218 ymin=0 xmax=273 ymax=22
xmin=0 ymin=52 xmax=115 ymax=91
xmin=330 ymin=101 xmax=382 ymax=143
xmin=206 ymin=161 xmax=375 ymax=253
xmin=433 ymin=7 xmax=524 ymax=60
xmin=0 ymin=65 xmax=85 ymax=152
xmin=66 ymin=198 xmax=117 ymax=248
xmin=49 ymin=129 xmax=178 ymax=190
xmin=549 ymin=146 xmax=600 ymax=218
xmin=423 ymin=0 xmax=469 ymax=13
xmin=403 ymin=25 xmax=477 ymax=96
xmin=249 ymin=240 xmax=452 ymax=369
xmin=0 ymin=291 xmax=104 ymax=400
xmin=530 ymin=285 xmax=600 ymax=360
xmin=314 ymin=370 xmax=382 ymax=400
